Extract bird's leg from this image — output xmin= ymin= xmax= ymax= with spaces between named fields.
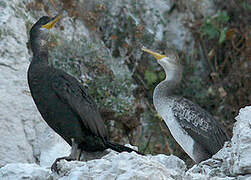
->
xmin=51 ymin=138 xmax=81 ymax=172
xmin=76 ymin=147 xmax=81 ymax=161
xmin=67 ymin=138 xmax=81 ymax=160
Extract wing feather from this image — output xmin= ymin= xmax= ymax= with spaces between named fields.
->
xmin=51 ymin=70 xmax=107 ymax=138
xmin=172 ymin=97 xmax=229 ymax=155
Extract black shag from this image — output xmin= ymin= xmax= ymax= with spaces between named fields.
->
xmin=142 ymin=48 xmax=229 ymax=163
xmin=27 ymin=15 xmax=143 ymax=172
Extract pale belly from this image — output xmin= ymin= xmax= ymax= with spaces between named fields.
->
xmin=154 ymin=98 xmax=197 ymax=162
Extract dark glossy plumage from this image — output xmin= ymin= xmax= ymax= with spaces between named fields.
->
xmin=27 ymin=16 xmax=142 ymax=171
xmin=28 ymin=65 xmax=108 ymax=150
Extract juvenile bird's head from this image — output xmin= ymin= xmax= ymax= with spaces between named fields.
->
xmin=142 ymin=48 xmax=182 ymax=81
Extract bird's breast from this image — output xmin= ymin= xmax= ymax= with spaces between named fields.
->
xmin=153 ymin=96 xmax=197 ymax=162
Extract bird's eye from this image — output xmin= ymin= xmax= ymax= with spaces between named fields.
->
xmin=40 ymin=27 xmax=49 ymax=31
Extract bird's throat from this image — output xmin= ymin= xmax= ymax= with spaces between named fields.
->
xmin=153 ymin=68 xmax=181 ymax=105
xmin=31 ymin=39 xmax=49 ymax=66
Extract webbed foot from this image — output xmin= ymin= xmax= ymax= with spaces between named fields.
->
xmin=51 ymin=156 xmax=76 ymax=173
xmin=51 ymin=138 xmax=81 ymax=173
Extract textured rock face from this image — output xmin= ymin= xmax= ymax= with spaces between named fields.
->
xmin=0 ymin=163 xmax=50 ymax=180
xmin=0 ymin=0 xmax=35 ymax=166
xmin=231 ymin=106 xmax=251 ymax=175
xmin=0 ymin=151 xmax=186 ymax=180
xmin=53 ymin=152 xmax=186 ymax=180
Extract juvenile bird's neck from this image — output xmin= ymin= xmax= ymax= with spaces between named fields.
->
xmin=153 ymin=66 xmax=182 ymax=105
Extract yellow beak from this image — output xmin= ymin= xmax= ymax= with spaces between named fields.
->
xmin=42 ymin=14 xmax=62 ymax=29
xmin=141 ymin=47 xmax=166 ymax=60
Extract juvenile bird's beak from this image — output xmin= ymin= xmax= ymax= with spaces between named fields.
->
xmin=42 ymin=14 xmax=62 ymax=29
xmin=141 ymin=47 xmax=166 ymax=60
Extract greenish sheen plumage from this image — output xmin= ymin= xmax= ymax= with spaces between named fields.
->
xmin=28 ymin=16 xmax=143 ymax=171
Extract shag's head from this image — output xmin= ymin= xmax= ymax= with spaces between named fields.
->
xmin=29 ymin=15 xmax=62 ymax=53
xmin=142 ymin=47 xmax=180 ymax=70
xmin=142 ymin=47 xmax=182 ymax=81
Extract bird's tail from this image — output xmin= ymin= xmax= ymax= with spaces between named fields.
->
xmin=104 ymin=141 xmax=144 ymax=155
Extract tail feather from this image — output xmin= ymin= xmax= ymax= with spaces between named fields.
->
xmin=104 ymin=141 xmax=144 ymax=155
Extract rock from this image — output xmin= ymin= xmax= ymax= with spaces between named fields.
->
xmin=231 ymin=106 xmax=251 ymax=175
xmin=53 ymin=151 xmax=185 ymax=180
xmin=39 ymin=130 xmax=71 ymax=167
xmin=0 ymin=163 xmax=51 ymax=180
xmin=0 ymin=0 xmax=36 ymax=167
xmin=0 ymin=151 xmax=185 ymax=180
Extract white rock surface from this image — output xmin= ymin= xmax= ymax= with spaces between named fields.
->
xmin=0 ymin=163 xmax=51 ymax=180
xmin=231 ymin=106 xmax=251 ymax=175
xmin=0 ymin=0 xmax=36 ymax=166
xmin=50 ymin=152 xmax=186 ymax=180
xmin=39 ymin=130 xmax=71 ymax=167
xmin=143 ymin=0 xmax=216 ymax=50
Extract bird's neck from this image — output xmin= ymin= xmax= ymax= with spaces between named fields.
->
xmin=153 ymin=67 xmax=182 ymax=104
xmin=31 ymin=39 xmax=49 ymax=66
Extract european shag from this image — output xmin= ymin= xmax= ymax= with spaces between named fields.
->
xmin=142 ymin=48 xmax=229 ymax=163
xmin=27 ymin=15 xmax=143 ymax=172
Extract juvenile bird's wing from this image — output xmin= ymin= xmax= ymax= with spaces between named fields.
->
xmin=172 ymin=97 xmax=229 ymax=155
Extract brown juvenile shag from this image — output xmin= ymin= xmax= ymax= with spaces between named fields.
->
xmin=142 ymin=48 xmax=229 ymax=163
xmin=27 ymin=15 xmax=143 ymax=172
